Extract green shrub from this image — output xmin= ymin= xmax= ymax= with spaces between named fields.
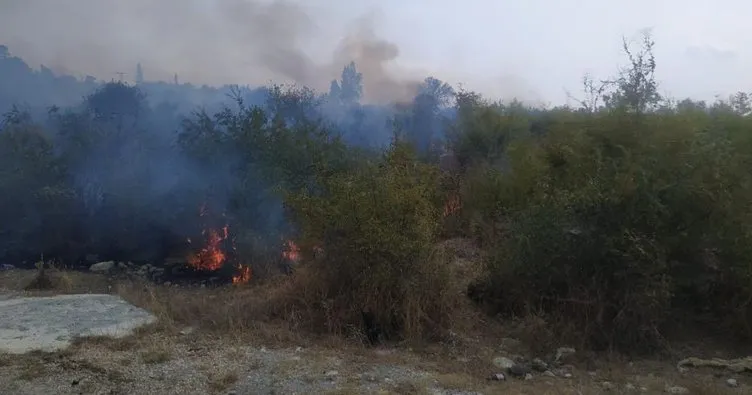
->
xmin=0 ymin=124 xmax=78 ymax=261
xmin=466 ymin=109 xmax=752 ymax=351
xmin=283 ymin=141 xmax=457 ymax=341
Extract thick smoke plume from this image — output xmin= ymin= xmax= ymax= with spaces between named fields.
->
xmin=0 ymin=0 xmax=425 ymax=103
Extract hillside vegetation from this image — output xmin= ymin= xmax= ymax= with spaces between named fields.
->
xmin=2 ymin=35 xmax=752 ymax=353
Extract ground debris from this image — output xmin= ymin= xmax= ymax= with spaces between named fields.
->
xmin=677 ymin=356 xmax=752 ymax=373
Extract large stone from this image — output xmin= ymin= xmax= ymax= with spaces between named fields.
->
xmin=0 ymin=294 xmax=156 ymax=354
xmin=89 ymin=261 xmax=115 ymax=273
xmin=554 ymin=347 xmax=576 ymax=364
xmin=492 ymin=356 xmax=516 ymax=370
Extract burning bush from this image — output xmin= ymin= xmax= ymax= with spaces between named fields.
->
xmin=187 ymin=226 xmax=229 ymax=272
xmin=283 ymin=141 xmax=458 ymax=341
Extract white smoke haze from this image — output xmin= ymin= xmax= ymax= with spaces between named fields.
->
xmin=1 ymin=0 xmax=537 ymax=104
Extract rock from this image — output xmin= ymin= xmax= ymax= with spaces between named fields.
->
xmin=563 ymin=373 xmax=573 ymax=379
xmin=492 ymin=356 xmax=516 ymax=370
xmin=145 ymin=265 xmax=164 ymax=279
xmin=531 ymin=358 xmax=549 ymax=372
xmin=625 ymin=383 xmax=636 ymax=391
xmin=727 ymin=378 xmax=738 ymax=387
xmin=0 ymin=294 xmax=156 ymax=354
xmin=492 ymin=356 xmax=529 ymax=378
xmin=508 ymin=364 xmax=530 ymax=378
xmin=665 ymin=385 xmax=689 ymax=394
xmin=490 ymin=373 xmax=506 ymax=381
xmin=553 ymin=367 xmax=573 ymax=377
xmin=542 ymin=370 xmax=556 ymax=378
xmin=524 ymin=373 xmax=533 ymax=380
xmin=601 ymin=381 xmax=615 ymax=390
xmin=89 ymin=261 xmax=115 ymax=273
xmin=179 ymin=327 xmax=195 ymax=335
xmin=324 ymin=370 xmax=338 ymax=380
xmin=554 ymin=347 xmax=576 ymax=364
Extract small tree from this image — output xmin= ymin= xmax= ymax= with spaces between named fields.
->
xmin=729 ymin=92 xmax=751 ymax=115
xmin=339 ymin=61 xmax=363 ymax=105
xmin=283 ymin=141 xmax=458 ymax=340
xmin=603 ymin=32 xmax=662 ymax=113
xmin=567 ymin=31 xmax=662 ymax=114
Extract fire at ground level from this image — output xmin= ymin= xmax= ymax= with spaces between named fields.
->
xmin=4 ymin=194 xmax=460 ymax=286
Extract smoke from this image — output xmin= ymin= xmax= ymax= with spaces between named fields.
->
xmin=0 ymin=0 xmax=431 ymax=103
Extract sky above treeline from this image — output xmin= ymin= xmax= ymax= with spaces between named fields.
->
xmin=1 ymin=0 xmax=750 ymax=105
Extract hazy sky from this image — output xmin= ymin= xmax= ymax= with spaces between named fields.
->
xmin=1 ymin=0 xmax=750 ymax=105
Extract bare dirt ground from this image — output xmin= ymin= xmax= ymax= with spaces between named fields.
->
xmin=0 ymin=269 xmax=749 ymax=395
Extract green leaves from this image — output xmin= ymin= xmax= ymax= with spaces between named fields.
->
xmin=282 ymin=141 xmax=453 ymax=340
xmin=460 ymin=102 xmax=752 ymax=350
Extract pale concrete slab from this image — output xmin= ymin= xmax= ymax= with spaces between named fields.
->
xmin=0 ymin=294 xmax=156 ymax=354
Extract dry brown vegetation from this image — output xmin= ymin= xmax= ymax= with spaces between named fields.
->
xmin=1 ymin=255 xmax=750 ymax=394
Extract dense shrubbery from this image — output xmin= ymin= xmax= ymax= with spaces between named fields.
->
xmin=3 ymin=35 xmax=752 ymax=351
xmin=282 ymin=142 xmax=455 ymax=340
xmin=0 ymin=122 xmax=76 ymax=261
xmin=463 ymin=109 xmax=752 ymax=350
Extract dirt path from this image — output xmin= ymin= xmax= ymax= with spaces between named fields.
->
xmin=2 ymin=328 xmax=748 ymax=395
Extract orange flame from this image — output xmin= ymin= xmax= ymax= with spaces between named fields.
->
xmin=187 ymin=225 xmax=229 ymax=271
xmin=444 ymin=194 xmax=462 ymax=217
xmin=186 ymin=204 xmax=252 ymax=284
xmin=232 ymin=264 xmax=252 ymax=285
xmin=282 ymin=240 xmax=300 ymax=262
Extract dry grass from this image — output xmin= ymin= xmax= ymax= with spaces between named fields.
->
xmin=14 ymin=358 xmax=47 ymax=381
xmin=140 ymin=347 xmax=172 ymax=364
xmin=0 ymin=267 xmax=111 ymax=296
xmin=21 ymin=263 xmax=74 ymax=293
xmin=0 ymin=354 xmax=11 ymax=367
xmin=322 ymin=386 xmax=361 ymax=395
xmin=0 ymin=266 xmax=749 ymax=395
xmin=113 ymin=276 xmax=308 ymax=345
xmin=71 ymin=335 xmax=139 ymax=352
xmin=0 ymin=241 xmax=504 ymax=355
xmin=207 ymin=370 xmax=239 ymax=392
xmin=433 ymin=372 xmax=479 ymax=391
